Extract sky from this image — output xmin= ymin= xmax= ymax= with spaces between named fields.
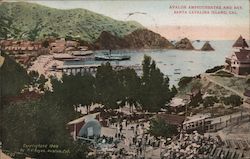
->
xmin=9 ymin=0 xmax=250 ymax=40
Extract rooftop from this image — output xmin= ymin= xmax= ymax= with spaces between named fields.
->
xmin=169 ymin=97 xmax=186 ymax=107
xmin=234 ymin=49 xmax=250 ymax=62
xmin=183 ymin=113 xmax=211 ymax=124
xmin=67 ymin=112 xmax=100 ymax=125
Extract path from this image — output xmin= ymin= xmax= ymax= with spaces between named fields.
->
xmin=202 ymin=74 xmax=246 ymax=99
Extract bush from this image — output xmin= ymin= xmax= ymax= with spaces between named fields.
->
xmin=149 ymin=118 xmax=178 ymax=138
xmin=205 ymin=65 xmax=224 ymax=73
xmin=203 ymin=96 xmax=219 ymax=108
xmin=221 ymin=94 xmax=243 ymax=107
xmin=178 ymin=76 xmax=193 ymax=88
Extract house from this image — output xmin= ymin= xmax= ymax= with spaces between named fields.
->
xmin=168 ymin=97 xmax=187 ymax=113
xmin=50 ymin=38 xmax=66 ymax=53
xmin=66 ymin=40 xmax=79 ymax=48
xmin=50 ymin=39 xmax=81 ymax=53
xmin=225 ymin=36 xmax=250 ymax=75
xmin=0 ymin=40 xmax=44 ymax=54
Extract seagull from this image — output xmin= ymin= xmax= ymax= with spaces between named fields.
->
xmin=126 ymin=12 xmax=147 ymax=19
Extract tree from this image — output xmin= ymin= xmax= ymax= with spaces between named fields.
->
xmin=48 ymin=72 xmax=95 ymax=117
xmin=203 ymin=96 xmax=219 ymax=108
xmin=1 ymin=58 xmax=90 ymax=158
xmin=117 ymin=68 xmax=141 ymax=112
xmin=28 ymin=70 xmax=48 ymax=92
xmin=0 ymin=52 xmax=30 ymax=98
xmin=221 ymin=95 xmax=243 ymax=107
xmin=95 ymin=62 xmax=122 ymax=109
xmin=1 ymin=99 xmax=89 ymax=159
xmin=142 ymin=55 xmax=151 ymax=84
xmin=149 ymin=117 xmax=178 ymax=138
xmin=189 ymin=90 xmax=203 ymax=107
xmin=139 ymin=55 xmax=172 ymax=112
xmin=170 ymin=85 xmax=178 ymax=98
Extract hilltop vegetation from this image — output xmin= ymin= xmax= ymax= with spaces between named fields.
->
xmin=0 ymin=2 xmax=143 ymax=42
xmin=94 ymin=29 xmax=174 ymax=49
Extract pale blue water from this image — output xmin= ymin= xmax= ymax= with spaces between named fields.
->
xmin=64 ymin=40 xmax=234 ymax=86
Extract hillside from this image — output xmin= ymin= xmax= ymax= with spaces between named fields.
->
xmin=0 ymin=2 xmax=144 ymax=42
xmin=94 ymin=29 xmax=174 ymax=49
xmin=94 ymin=31 xmax=129 ymax=49
xmin=124 ymin=29 xmax=174 ymax=49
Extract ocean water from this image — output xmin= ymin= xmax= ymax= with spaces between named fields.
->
xmin=64 ymin=40 xmax=234 ymax=86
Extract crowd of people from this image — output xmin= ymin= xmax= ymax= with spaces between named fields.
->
xmin=162 ymin=131 xmax=221 ymax=159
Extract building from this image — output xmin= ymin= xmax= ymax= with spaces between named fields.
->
xmin=0 ymin=40 xmax=48 ymax=56
xmin=182 ymin=113 xmax=211 ymax=133
xmin=67 ymin=113 xmax=101 ymax=140
xmin=225 ymin=36 xmax=250 ymax=75
xmin=168 ymin=97 xmax=187 ymax=113
xmin=50 ymin=38 xmax=66 ymax=53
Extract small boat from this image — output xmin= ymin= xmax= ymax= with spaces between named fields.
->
xmin=174 ymin=72 xmax=181 ymax=75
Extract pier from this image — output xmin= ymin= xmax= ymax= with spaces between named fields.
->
xmin=55 ymin=64 xmax=142 ymax=75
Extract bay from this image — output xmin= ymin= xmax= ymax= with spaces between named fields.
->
xmin=64 ymin=40 xmax=234 ymax=86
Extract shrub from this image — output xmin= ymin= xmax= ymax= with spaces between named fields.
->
xmin=203 ymin=96 xmax=219 ymax=108
xmin=221 ymin=94 xmax=243 ymax=107
xmin=178 ymin=76 xmax=193 ymax=88
xmin=149 ymin=118 xmax=178 ymax=138
xmin=205 ymin=65 xmax=224 ymax=73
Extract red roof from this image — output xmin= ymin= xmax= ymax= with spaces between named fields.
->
xmin=234 ymin=49 xmax=250 ymax=61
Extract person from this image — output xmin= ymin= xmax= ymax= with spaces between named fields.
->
xmin=120 ymin=124 xmax=123 ymax=132
xmin=131 ymin=126 xmax=134 ymax=132
xmin=133 ymin=137 xmax=136 ymax=145
xmin=139 ymin=147 xmax=142 ymax=155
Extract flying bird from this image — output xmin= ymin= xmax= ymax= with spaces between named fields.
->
xmin=126 ymin=12 xmax=147 ymax=19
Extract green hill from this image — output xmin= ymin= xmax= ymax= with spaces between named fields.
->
xmin=0 ymin=2 xmax=144 ymax=42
